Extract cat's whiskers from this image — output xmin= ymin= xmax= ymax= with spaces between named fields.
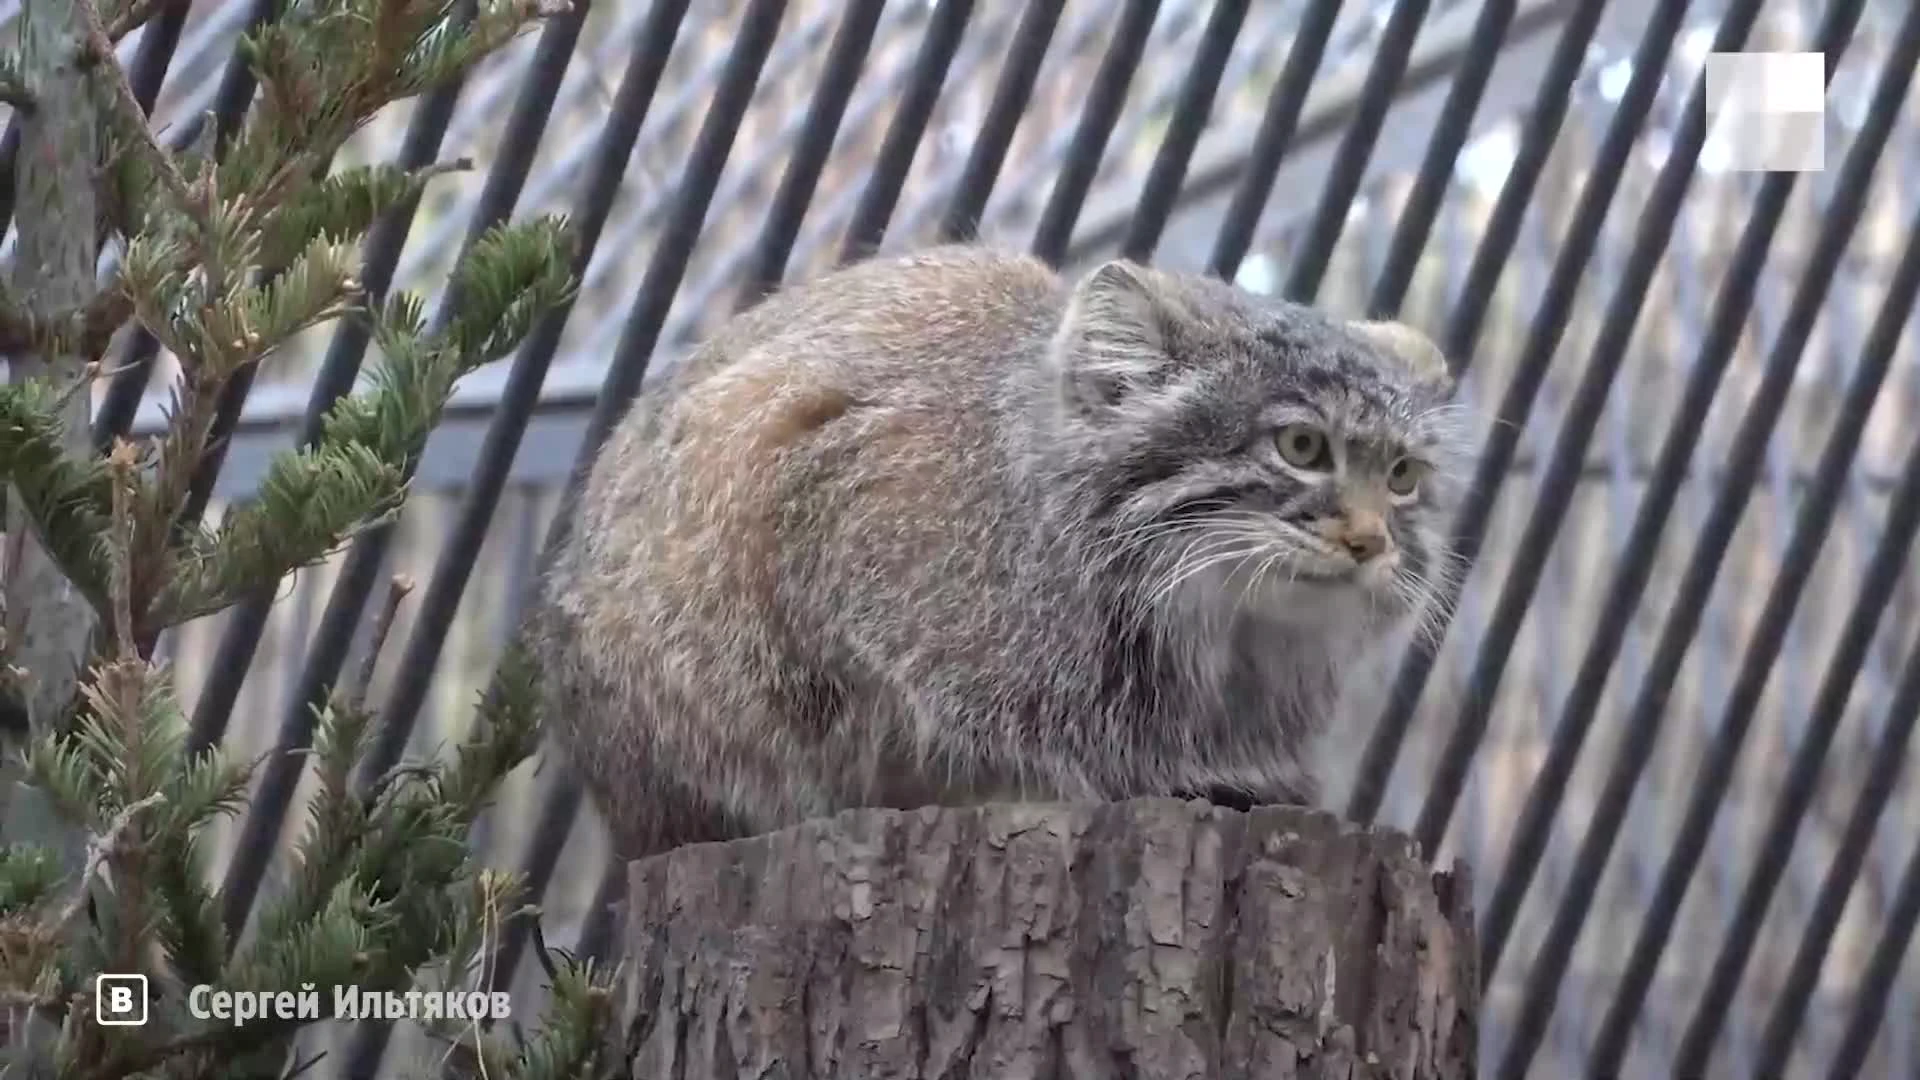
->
xmin=1389 ymin=561 xmax=1452 ymax=649
xmin=1091 ymin=516 xmax=1230 ymax=570
xmin=1137 ymin=528 xmax=1275 ymax=628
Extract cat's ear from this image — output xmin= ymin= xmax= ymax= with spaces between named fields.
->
xmin=1349 ymin=319 xmax=1455 ymax=397
xmin=1052 ymin=260 xmax=1174 ymax=417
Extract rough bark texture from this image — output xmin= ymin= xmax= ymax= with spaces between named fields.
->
xmin=0 ymin=0 xmax=107 ymax=1052
xmin=4 ymin=0 xmax=101 ymax=736
xmin=620 ymin=799 xmax=1475 ymax=1079
xmin=2 ymin=0 xmax=104 ymax=880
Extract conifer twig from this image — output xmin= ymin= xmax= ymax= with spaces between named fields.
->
xmin=78 ymin=1005 xmax=293 ymax=1080
xmin=76 ymin=0 xmax=191 ymax=213
xmin=103 ymin=438 xmax=140 ymax=658
xmin=345 ymin=574 xmax=414 ymax=711
xmin=46 ymin=360 xmax=100 ymax=416
xmin=49 ymin=790 xmax=164 ymax=935
xmin=0 ymin=1 xmax=603 ymax=1074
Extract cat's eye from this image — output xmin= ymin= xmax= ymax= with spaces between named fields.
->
xmin=1275 ymin=424 xmax=1330 ymax=470
xmin=1387 ymin=457 xmax=1426 ymax=496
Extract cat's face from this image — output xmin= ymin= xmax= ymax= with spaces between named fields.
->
xmin=1048 ymin=259 xmax=1468 ymax=637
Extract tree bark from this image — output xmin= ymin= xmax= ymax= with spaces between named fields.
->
xmin=4 ymin=0 xmax=101 ymax=737
xmin=0 ymin=0 xmax=109 ymax=1053
xmin=619 ymin=799 xmax=1475 ymax=1079
xmin=2 ymin=0 xmax=105 ymax=877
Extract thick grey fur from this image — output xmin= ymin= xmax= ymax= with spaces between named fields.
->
xmin=524 ymin=245 xmax=1469 ymax=861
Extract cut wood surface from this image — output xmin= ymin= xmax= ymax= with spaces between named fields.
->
xmin=619 ymin=798 xmax=1475 ymax=1079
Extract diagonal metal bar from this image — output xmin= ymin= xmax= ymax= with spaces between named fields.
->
xmin=212 ymin=3 xmax=581 ymax=940
xmin=1366 ymin=0 xmax=1518 ymax=318
xmin=1028 ymin=0 xmax=1159 ymax=266
xmin=1681 ymin=159 xmax=1920 ymax=1076
xmin=1070 ymin=0 xmax=1591 ymax=273
xmin=839 ymin=0 xmax=974 ymax=263
xmin=1421 ymin=0 xmax=1872 ymax=907
xmin=1490 ymin=12 xmax=1912 ymax=1080
xmin=735 ymin=0 xmax=885 ymax=306
xmin=121 ymin=1 xmax=189 ymax=115
xmin=1348 ymin=0 xmax=1691 ymax=827
xmin=936 ymin=0 xmax=1062 ymax=243
xmin=1429 ymin=0 xmax=1608 ymax=378
xmin=1347 ymin=0 xmax=1607 ymax=822
xmin=1740 ymin=296 xmax=1920 ymax=1080
xmin=1117 ymin=0 xmax=1248 ymax=263
xmin=1278 ymin=0 xmax=1434 ymax=300
xmin=1648 ymin=25 xmax=1920 ymax=1064
xmin=362 ymin=0 xmax=694 ymax=789
xmin=1753 ymin=207 xmax=1920 ymax=1066
xmin=1821 ymin=636 xmax=1920 ymax=1080
xmin=570 ymin=853 xmax=627 ymax=965
xmin=482 ymin=0 xmax=791 ymax=1000
xmin=1204 ymin=0 xmax=1341 ymax=280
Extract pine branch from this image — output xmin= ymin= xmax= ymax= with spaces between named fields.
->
xmin=431 ymin=868 xmax=526 ymax=1007
xmin=395 ymin=0 xmax=573 ymax=98
xmin=38 ymin=791 xmax=165 ymax=945
xmin=425 ymin=957 xmax=617 ymax=1080
xmin=153 ymin=442 xmax=406 ymax=627
xmin=502 ymin=960 xmax=617 ymax=1080
xmin=85 ymin=659 xmax=245 ymax=988
xmin=257 ymin=160 xmax=470 ymax=272
xmin=218 ymin=0 xmax=566 ymax=219
xmin=154 ymin=215 xmax=579 ymax=629
xmin=0 ymin=2 xmax=603 ymax=1074
xmin=440 ymin=216 xmax=578 ymax=368
xmin=0 ymin=379 xmax=114 ymax=613
xmin=144 ymin=770 xmax=240 ymax=987
xmin=223 ymin=877 xmax=380 ymax=1005
xmin=115 ymin=217 xmax=197 ymax=357
xmin=75 ymin=0 xmax=192 ymax=226
xmin=81 ymin=877 xmax=364 ymax=1078
xmin=102 ymin=440 xmax=139 ymax=659
xmin=236 ymin=234 xmax=365 ymax=346
xmin=437 ymin=639 xmax=543 ymax=818
xmin=307 ymin=217 xmax=575 ymax=484
xmin=252 ymin=700 xmax=377 ymax=947
xmin=21 ymin=722 xmax=109 ymax=827
xmin=0 ymin=846 xmax=63 ymax=916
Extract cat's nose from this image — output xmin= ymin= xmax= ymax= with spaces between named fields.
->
xmin=1342 ymin=531 xmax=1387 ymax=562
xmin=1336 ymin=511 xmax=1390 ymax=562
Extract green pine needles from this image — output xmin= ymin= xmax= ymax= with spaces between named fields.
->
xmin=0 ymin=1 xmax=620 ymax=1076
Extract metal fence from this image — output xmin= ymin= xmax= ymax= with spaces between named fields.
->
xmin=29 ymin=0 xmax=1920 ymax=1075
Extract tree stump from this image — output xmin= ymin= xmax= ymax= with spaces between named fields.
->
xmin=619 ymin=798 xmax=1475 ymax=1079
